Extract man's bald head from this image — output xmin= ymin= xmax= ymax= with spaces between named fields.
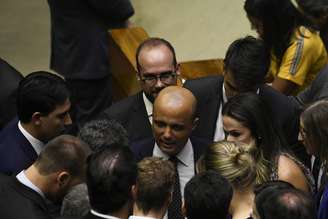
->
xmin=154 ymin=86 xmax=197 ymax=120
xmin=152 ymin=86 xmax=198 ymax=156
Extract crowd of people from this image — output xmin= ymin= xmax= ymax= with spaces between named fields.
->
xmin=1 ymin=0 xmax=328 ymax=218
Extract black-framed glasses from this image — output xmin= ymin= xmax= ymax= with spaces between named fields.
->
xmin=139 ymin=71 xmax=177 ymax=85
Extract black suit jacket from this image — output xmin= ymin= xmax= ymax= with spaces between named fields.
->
xmin=0 ymin=58 xmax=23 ymax=129
xmin=184 ymin=76 xmax=299 ymax=147
xmin=0 ymin=118 xmax=37 ymax=175
xmin=101 ymin=92 xmax=153 ymax=143
xmin=0 ymin=175 xmax=50 ymax=219
xmin=56 ymin=212 xmax=116 ymax=219
xmin=47 ymin=0 xmax=134 ymax=80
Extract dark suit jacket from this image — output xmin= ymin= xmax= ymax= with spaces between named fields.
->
xmin=184 ymin=76 xmax=299 ymax=147
xmin=0 ymin=174 xmax=50 ymax=219
xmin=56 ymin=212 xmax=115 ymax=219
xmin=131 ymin=136 xmax=211 ymax=163
xmin=47 ymin=0 xmax=134 ymax=80
xmin=0 ymin=58 xmax=23 ymax=129
xmin=101 ymin=92 xmax=153 ymax=144
xmin=295 ymin=64 xmax=328 ymax=108
xmin=0 ymin=118 xmax=37 ymax=175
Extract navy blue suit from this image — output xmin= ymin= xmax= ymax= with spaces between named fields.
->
xmin=0 ymin=119 xmax=37 ymax=175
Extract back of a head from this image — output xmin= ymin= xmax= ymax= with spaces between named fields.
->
xmin=86 ymin=146 xmax=137 ymax=214
xmin=135 ymin=157 xmax=175 ymax=213
xmin=78 ymin=119 xmax=129 ymax=152
xmin=17 ymin=71 xmax=69 ymax=123
xmin=301 ymin=100 xmax=328 ymax=161
xmin=34 ymin=134 xmax=91 ymax=178
xmin=204 ymin=141 xmax=257 ymax=189
xmin=184 ymin=170 xmax=233 ymax=219
xmin=224 ymin=36 xmax=270 ymax=92
xmin=222 ymin=93 xmax=284 ymax=160
xmin=255 ymin=182 xmax=316 ymax=219
xmin=136 ymin=37 xmax=177 ymax=72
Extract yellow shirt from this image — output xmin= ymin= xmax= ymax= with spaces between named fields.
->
xmin=270 ymin=26 xmax=328 ymax=94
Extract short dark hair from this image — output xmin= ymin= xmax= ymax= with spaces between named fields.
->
xmin=254 ymin=181 xmax=316 ymax=219
xmin=224 ymin=36 xmax=270 ymax=91
xmin=35 ymin=135 xmax=91 ymax=178
xmin=136 ymin=157 xmax=175 ymax=213
xmin=136 ymin=37 xmax=177 ymax=72
xmin=184 ymin=170 xmax=233 ymax=219
xmin=17 ymin=71 xmax=70 ymax=123
xmin=86 ymin=146 xmax=137 ymax=214
xmin=78 ymin=119 xmax=129 ymax=152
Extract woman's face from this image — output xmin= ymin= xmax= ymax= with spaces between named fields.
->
xmin=223 ymin=115 xmax=255 ymax=145
xmin=299 ymin=118 xmax=317 ymax=156
xmin=247 ymin=15 xmax=264 ymax=38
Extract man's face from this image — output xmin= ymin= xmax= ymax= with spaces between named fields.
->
xmin=138 ymin=45 xmax=178 ymax=101
xmin=39 ymin=99 xmax=72 ymax=141
xmin=223 ymin=71 xmax=240 ymax=99
xmin=152 ymin=103 xmax=195 ymax=157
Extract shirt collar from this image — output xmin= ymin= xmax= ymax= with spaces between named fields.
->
xmin=90 ymin=209 xmax=121 ymax=219
xmin=18 ymin=121 xmax=44 ymax=155
xmin=153 ymin=139 xmax=193 ymax=167
xmin=16 ymin=170 xmax=45 ymax=199
xmin=142 ymin=92 xmax=153 ymax=118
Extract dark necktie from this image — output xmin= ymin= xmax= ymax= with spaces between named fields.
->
xmin=168 ymin=156 xmax=184 ymax=219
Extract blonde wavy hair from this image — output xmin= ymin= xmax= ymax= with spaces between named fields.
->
xmin=201 ymin=140 xmax=271 ymax=187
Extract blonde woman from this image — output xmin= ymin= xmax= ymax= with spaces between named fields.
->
xmin=201 ymin=140 xmax=258 ymax=219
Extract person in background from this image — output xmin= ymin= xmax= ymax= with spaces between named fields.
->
xmin=244 ymin=0 xmax=328 ymax=95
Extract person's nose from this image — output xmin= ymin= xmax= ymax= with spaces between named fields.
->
xmin=64 ymin=113 xmax=72 ymax=125
xmin=155 ymin=76 xmax=165 ymax=88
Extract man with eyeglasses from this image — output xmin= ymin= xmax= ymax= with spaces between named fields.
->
xmin=101 ymin=37 xmax=179 ymax=144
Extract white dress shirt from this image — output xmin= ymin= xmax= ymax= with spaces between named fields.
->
xmin=18 ymin=121 xmax=44 ymax=155
xmin=90 ymin=209 xmax=121 ymax=219
xmin=142 ymin=92 xmax=153 ymax=124
xmin=153 ymin=139 xmax=195 ymax=198
xmin=16 ymin=170 xmax=45 ymax=198
xmin=213 ymin=85 xmax=227 ymax=142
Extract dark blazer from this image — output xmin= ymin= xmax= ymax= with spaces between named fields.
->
xmin=47 ymin=0 xmax=134 ymax=80
xmin=0 ymin=58 xmax=23 ymax=129
xmin=0 ymin=175 xmax=50 ymax=219
xmin=101 ymin=92 xmax=153 ymax=143
xmin=295 ymin=64 xmax=328 ymax=108
xmin=131 ymin=136 xmax=211 ymax=163
xmin=184 ymin=76 xmax=299 ymax=147
xmin=56 ymin=212 xmax=114 ymax=219
xmin=0 ymin=118 xmax=37 ymax=175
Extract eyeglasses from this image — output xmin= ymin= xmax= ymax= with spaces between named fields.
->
xmin=139 ymin=71 xmax=177 ymax=85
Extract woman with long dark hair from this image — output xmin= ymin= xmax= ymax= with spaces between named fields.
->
xmin=222 ymin=92 xmax=314 ymax=193
xmin=300 ymin=100 xmax=328 ymax=218
xmin=244 ymin=0 xmax=328 ymax=95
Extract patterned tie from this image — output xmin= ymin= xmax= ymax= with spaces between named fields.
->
xmin=168 ymin=156 xmax=184 ymax=219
